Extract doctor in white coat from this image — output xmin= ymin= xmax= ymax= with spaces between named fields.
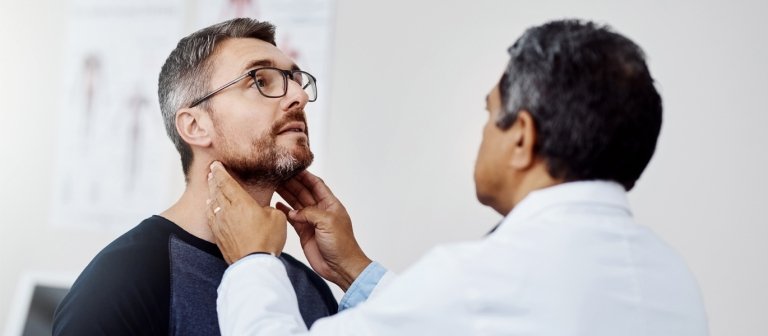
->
xmin=205 ymin=19 xmax=708 ymax=336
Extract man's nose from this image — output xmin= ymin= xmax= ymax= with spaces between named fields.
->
xmin=280 ymin=79 xmax=309 ymax=112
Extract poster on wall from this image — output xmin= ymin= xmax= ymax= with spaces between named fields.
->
xmin=51 ymin=0 xmax=184 ymax=230
xmin=193 ymin=0 xmax=336 ymax=174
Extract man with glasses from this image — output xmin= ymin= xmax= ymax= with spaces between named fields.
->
xmin=53 ymin=18 xmax=336 ymax=336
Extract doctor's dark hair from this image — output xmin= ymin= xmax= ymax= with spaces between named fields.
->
xmin=158 ymin=18 xmax=276 ymax=180
xmin=497 ymin=19 xmax=662 ymax=191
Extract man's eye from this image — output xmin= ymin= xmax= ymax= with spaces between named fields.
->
xmin=254 ymin=77 xmax=267 ymax=88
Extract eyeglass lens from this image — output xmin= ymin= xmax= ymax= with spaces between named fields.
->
xmin=253 ymin=68 xmax=317 ymax=101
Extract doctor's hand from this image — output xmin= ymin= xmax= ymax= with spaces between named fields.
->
xmin=207 ymin=161 xmax=287 ymax=264
xmin=277 ymin=171 xmax=372 ymax=292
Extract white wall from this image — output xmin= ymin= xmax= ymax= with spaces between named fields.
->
xmin=1 ymin=0 xmax=767 ymax=335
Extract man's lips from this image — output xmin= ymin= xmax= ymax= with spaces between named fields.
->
xmin=277 ymin=121 xmax=306 ymax=135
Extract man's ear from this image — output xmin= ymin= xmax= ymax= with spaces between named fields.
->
xmin=508 ymin=110 xmax=537 ymax=170
xmin=175 ymin=107 xmax=213 ymax=148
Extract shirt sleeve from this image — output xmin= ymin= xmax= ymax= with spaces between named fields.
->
xmin=338 ymin=261 xmax=390 ymax=311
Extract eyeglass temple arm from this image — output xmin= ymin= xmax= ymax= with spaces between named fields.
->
xmin=189 ymin=72 xmax=252 ymax=108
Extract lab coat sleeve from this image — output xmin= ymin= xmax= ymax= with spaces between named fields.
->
xmin=217 ymin=255 xmax=396 ymax=336
xmin=217 ymin=254 xmax=309 ymax=336
xmin=218 ymin=244 xmax=472 ymax=335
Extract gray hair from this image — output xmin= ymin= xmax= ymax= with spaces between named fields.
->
xmin=157 ymin=18 xmax=276 ymax=178
xmin=496 ymin=19 xmax=661 ymax=191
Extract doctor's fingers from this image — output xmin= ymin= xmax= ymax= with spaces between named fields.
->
xmin=277 ymin=202 xmax=313 ymax=237
xmin=295 ymin=171 xmax=339 ymax=204
xmin=209 ymin=204 xmax=246 ymax=264
xmin=280 ymin=177 xmax=318 ymax=208
xmin=276 ymin=186 xmax=304 ymax=211
xmin=208 ymin=161 xmax=246 ymax=205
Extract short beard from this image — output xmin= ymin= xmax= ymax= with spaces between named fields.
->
xmin=216 ymin=110 xmax=314 ymax=188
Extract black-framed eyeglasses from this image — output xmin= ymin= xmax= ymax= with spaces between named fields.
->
xmin=188 ymin=67 xmax=317 ymax=108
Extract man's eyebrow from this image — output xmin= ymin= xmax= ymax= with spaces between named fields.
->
xmin=485 ymin=94 xmax=490 ymax=108
xmin=242 ymin=59 xmax=273 ymax=72
xmin=242 ymin=59 xmax=301 ymax=72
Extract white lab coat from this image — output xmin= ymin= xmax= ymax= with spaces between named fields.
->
xmin=217 ymin=181 xmax=709 ymax=335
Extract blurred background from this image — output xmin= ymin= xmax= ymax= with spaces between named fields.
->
xmin=1 ymin=0 xmax=766 ymax=335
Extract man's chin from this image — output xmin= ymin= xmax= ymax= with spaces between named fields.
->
xmin=293 ymin=149 xmax=314 ymax=170
xmin=282 ymin=143 xmax=314 ymax=166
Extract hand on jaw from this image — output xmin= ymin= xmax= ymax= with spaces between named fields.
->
xmin=276 ymin=170 xmax=372 ymax=292
xmin=206 ymin=161 xmax=372 ymax=291
xmin=206 ymin=161 xmax=287 ymax=264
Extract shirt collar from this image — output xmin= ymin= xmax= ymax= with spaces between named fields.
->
xmin=494 ymin=180 xmax=631 ymax=234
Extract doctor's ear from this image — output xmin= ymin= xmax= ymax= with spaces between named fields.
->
xmin=508 ymin=110 xmax=537 ymax=170
xmin=175 ymin=108 xmax=213 ymax=148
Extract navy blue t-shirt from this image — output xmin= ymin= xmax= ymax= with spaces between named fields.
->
xmin=53 ymin=215 xmax=337 ymax=335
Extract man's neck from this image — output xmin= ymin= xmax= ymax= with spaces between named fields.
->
xmin=160 ymin=163 xmax=274 ymax=243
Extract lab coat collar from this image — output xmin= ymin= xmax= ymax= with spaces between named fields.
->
xmin=495 ymin=180 xmax=632 ymax=235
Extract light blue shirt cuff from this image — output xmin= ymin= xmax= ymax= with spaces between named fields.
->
xmin=338 ymin=261 xmax=387 ymax=311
